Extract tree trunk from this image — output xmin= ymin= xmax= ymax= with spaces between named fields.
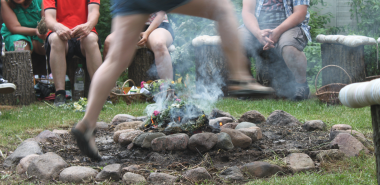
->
xmin=255 ymin=50 xmax=296 ymax=99
xmin=128 ymin=48 xmax=158 ymax=87
xmin=0 ymin=51 xmax=35 ymax=105
xmin=193 ymin=45 xmax=229 ymax=96
xmin=371 ymin=104 xmax=380 ymax=185
xmin=66 ymin=56 xmax=91 ymax=98
xmin=321 ymin=43 xmax=365 ymax=86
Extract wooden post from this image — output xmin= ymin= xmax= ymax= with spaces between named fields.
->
xmin=128 ymin=48 xmax=158 ymax=87
xmin=321 ymin=43 xmax=366 ymax=85
xmin=193 ymin=45 xmax=229 ymax=96
xmin=66 ymin=56 xmax=91 ymax=98
xmin=371 ymin=104 xmax=380 ymax=185
xmin=0 ymin=51 xmax=35 ymax=105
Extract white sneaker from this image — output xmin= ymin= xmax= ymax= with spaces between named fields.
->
xmin=0 ymin=78 xmax=16 ymax=94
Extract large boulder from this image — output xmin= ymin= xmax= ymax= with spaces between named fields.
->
xmin=284 ymin=153 xmax=314 ymax=172
xmin=3 ymin=140 xmax=43 ymax=168
xmin=111 ymin=114 xmax=137 ymax=125
xmin=132 ymin=132 xmax=166 ymax=149
xmin=216 ymin=132 xmax=234 ymax=150
xmin=151 ymin=133 xmax=189 ymax=151
xmin=241 ymin=161 xmax=283 ymax=178
xmin=183 ymin=167 xmax=212 ymax=182
xmin=113 ymin=129 xmax=135 ymax=143
xmin=266 ymin=110 xmax=301 ymax=126
xmin=27 ymin=152 xmax=68 ymax=180
xmin=188 ymin=133 xmax=218 ymax=152
xmin=238 ymin=111 xmax=266 ymax=124
xmin=115 ymin=121 xmax=143 ymax=131
xmin=95 ymin=163 xmax=122 ymax=181
xmin=221 ymin=128 xmax=252 ymax=148
xmin=236 ymin=126 xmax=262 ymax=142
xmin=330 ymin=133 xmax=369 ymax=157
xmin=119 ymin=130 xmax=143 ymax=146
xmin=123 ymin=172 xmax=146 ymax=184
xmin=16 ymin=154 xmax=40 ymax=174
xmin=148 ymin=173 xmax=177 ymax=184
xmin=59 ymin=166 xmax=98 ymax=183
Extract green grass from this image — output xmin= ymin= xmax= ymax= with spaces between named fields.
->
xmin=0 ymin=97 xmax=376 ymax=184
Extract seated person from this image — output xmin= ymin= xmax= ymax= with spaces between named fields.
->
xmin=103 ymin=11 xmax=174 ymax=80
xmin=1 ymin=0 xmax=46 ymax=55
xmin=44 ymin=0 xmax=102 ymax=106
xmin=240 ymin=0 xmax=311 ymax=101
xmin=0 ymin=33 xmax=16 ymax=94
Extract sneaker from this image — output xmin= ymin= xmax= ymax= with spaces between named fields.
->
xmin=0 ymin=78 xmax=16 ymax=94
xmin=292 ymin=83 xmax=310 ymax=101
xmin=54 ymin=94 xmax=66 ymax=107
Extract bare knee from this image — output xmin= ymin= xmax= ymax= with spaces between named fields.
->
xmin=49 ymin=33 xmax=66 ymax=51
xmin=81 ymin=33 xmax=99 ymax=49
xmin=151 ymin=41 xmax=169 ymax=56
xmin=104 ymin=34 xmax=114 ymax=49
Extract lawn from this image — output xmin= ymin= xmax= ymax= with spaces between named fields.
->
xmin=0 ymin=97 xmax=376 ymax=184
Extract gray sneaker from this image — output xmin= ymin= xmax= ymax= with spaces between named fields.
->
xmin=54 ymin=94 xmax=66 ymax=107
xmin=0 ymin=78 xmax=16 ymax=94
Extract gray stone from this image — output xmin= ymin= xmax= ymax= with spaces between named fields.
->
xmin=95 ymin=163 xmax=122 ymax=181
xmin=95 ymin=135 xmax=114 ymax=145
xmin=16 ymin=154 xmax=39 ymax=174
xmin=132 ymin=132 xmax=148 ymax=147
xmin=122 ymin=165 xmax=140 ymax=173
xmin=188 ymin=133 xmax=218 ymax=152
xmin=266 ymin=110 xmax=301 ymax=126
xmin=96 ymin=122 xmax=109 ymax=129
xmin=111 ymin=114 xmax=136 ymax=125
xmin=148 ymin=152 xmax=166 ymax=162
xmin=216 ymin=132 xmax=234 ymax=150
xmin=148 ymin=173 xmax=177 ymax=184
xmin=331 ymin=124 xmax=352 ymax=131
xmin=142 ymin=132 xmax=166 ymax=149
xmin=284 ymin=153 xmax=314 ymax=172
xmin=221 ymin=128 xmax=252 ymax=149
xmin=27 ymin=152 xmax=68 ymax=180
xmin=303 ymin=120 xmax=326 ymax=131
xmin=119 ymin=130 xmax=143 ymax=146
xmin=241 ymin=161 xmax=283 ymax=178
xmin=59 ymin=166 xmax=98 ymax=183
xmin=115 ymin=121 xmax=143 ymax=131
xmin=151 ymin=133 xmax=189 ymax=151
xmin=209 ymin=109 xmax=236 ymax=121
xmin=238 ymin=110 xmax=266 ymax=124
xmin=235 ymin=122 xmax=257 ymax=129
xmin=329 ymin=130 xmax=373 ymax=152
xmin=34 ymin=130 xmax=61 ymax=143
xmin=3 ymin=140 xmax=43 ymax=168
xmin=123 ymin=172 xmax=146 ymax=184
xmin=209 ymin=117 xmax=234 ymax=128
xmin=237 ymin=126 xmax=262 ymax=142
xmin=221 ymin=122 xmax=239 ymax=129
xmin=113 ymin=129 xmax=135 ymax=143
xmin=330 ymin=133 xmax=369 ymax=157
xmin=183 ymin=167 xmax=212 ymax=182
xmin=135 ymin=116 xmax=148 ymax=122
xmin=220 ymin=166 xmax=244 ymax=180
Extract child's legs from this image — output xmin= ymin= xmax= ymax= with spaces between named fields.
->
xmin=32 ymin=40 xmax=46 ymax=55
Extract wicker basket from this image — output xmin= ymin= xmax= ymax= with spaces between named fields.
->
xmin=109 ymin=79 xmax=148 ymax=104
xmin=315 ymin=65 xmax=352 ymax=104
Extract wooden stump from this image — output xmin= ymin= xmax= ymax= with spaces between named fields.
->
xmin=193 ymin=45 xmax=229 ymax=96
xmin=321 ymin=43 xmax=366 ymax=85
xmin=128 ymin=48 xmax=158 ymax=87
xmin=255 ymin=50 xmax=296 ymax=99
xmin=66 ymin=56 xmax=91 ymax=98
xmin=0 ymin=51 xmax=35 ymax=105
xmin=371 ymin=104 xmax=380 ymax=185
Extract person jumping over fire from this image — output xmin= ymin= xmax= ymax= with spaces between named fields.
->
xmin=72 ymin=0 xmax=275 ymax=160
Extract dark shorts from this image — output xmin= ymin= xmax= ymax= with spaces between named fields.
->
xmin=111 ymin=0 xmax=191 ymax=16
xmin=44 ymin=32 xmax=102 ymax=62
xmin=144 ymin=22 xmax=175 ymax=40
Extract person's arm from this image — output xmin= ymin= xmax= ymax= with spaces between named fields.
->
xmin=1 ymin=0 xmax=37 ymax=36
xmin=71 ymin=3 xmax=100 ymax=40
xmin=137 ymin=11 xmax=165 ymax=46
xmin=45 ymin=9 xmax=72 ymax=40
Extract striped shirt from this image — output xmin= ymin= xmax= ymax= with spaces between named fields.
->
xmin=256 ymin=0 xmax=311 ymax=41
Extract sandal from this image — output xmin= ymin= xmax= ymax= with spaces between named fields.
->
xmin=71 ymin=121 xmax=102 ymax=161
xmin=228 ymin=79 xmax=275 ymax=97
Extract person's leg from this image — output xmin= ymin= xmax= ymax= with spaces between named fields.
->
xmin=282 ymin=46 xmax=307 ymax=84
xmin=0 ymin=36 xmax=16 ymax=94
xmin=32 ymin=40 xmax=46 ymax=55
xmin=147 ymin=28 xmax=173 ymax=80
xmin=80 ymin=32 xmax=102 ymax=79
xmin=102 ymin=33 xmax=114 ymax=61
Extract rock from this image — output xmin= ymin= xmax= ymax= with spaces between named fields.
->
xmin=329 ymin=130 xmax=373 ymax=151
xmin=115 ymin=121 xmax=143 ymax=131
xmin=148 ymin=173 xmax=177 ymax=184
xmin=52 ymin=129 xmax=69 ymax=136
xmin=235 ymin=122 xmax=257 ymax=129
xmin=113 ymin=129 xmax=135 ymax=143
xmin=135 ymin=116 xmax=148 ymax=122
xmin=220 ymin=166 xmax=244 ymax=180
xmin=151 ymin=133 xmax=189 ymax=151
xmin=96 ymin=122 xmax=109 ymax=129
xmin=331 ymin=124 xmax=352 ymax=131
xmin=95 ymin=135 xmax=114 ymax=145
xmin=284 ymin=153 xmax=314 ymax=172
xmin=315 ymin=149 xmax=345 ymax=161
xmin=142 ymin=133 xmax=166 ymax=149
xmin=302 ymin=120 xmax=326 ymax=131
xmin=266 ymin=110 xmax=301 ymax=126
xmin=188 ymin=133 xmax=218 ymax=152
xmin=330 ymin=133 xmax=369 ymax=157
xmin=111 ymin=114 xmax=137 ymax=125
xmin=27 ymin=152 xmax=68 ymax=180
xmin=16 ymin=154 xmax=39 ymax=174
xmin=241 ymin=161 xmax=282 ymax=178
xmin=183 ymin=167 xmax=212 ymax=182
xmin=221 ymin=128 xmax=252 ymax=149
xmin=95 ymin=163 xmax=122 ymax=181
xmin=209 ymin=117 xmax=234 ymax=128
xmin=123 ymin=172 xmax=146 ymax=184
xmin=216 ymin=132 xmax=234 ymax=150
xmin=132 ymin=132 xmax=148 ymax=147
xmin=148 ymin=152 xmax=166 ymax=162
xmin=209 ymin=109 xmax=236 ymax=121
xmin=59 ymin=166 xmax=98 ymax=183
xmin=3 ymin=140 xmax=43 ymax=168
xmin=237 ymin=126 xmax=262 ymax=142
xmin=221 ymin=122 xmax=239 ymax=129
xmin=119 ymin=130 xmax=143 ymax=145
xmin=122 ymin=165 xmax=140 ymax=173
xmin=34 ymin=130 xmax=61 ymax=143
xmin=238 ymin=111 xmax=266 ymax=124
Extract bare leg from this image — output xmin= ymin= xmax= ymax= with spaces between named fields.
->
xmin=80 ymin=32 xmax=102 ymax=79
xmin=147 ymin=28 xmax=173 ymax=80
xmin=103 ymin=33 xmax=114 ymax=61
xmin=49 ymin=33 xmax=69 ymax=91
xmin=282 ymin=46 xmax=307 ymax=84
xmin=32 ymin=40 xmax=46 ymax=55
